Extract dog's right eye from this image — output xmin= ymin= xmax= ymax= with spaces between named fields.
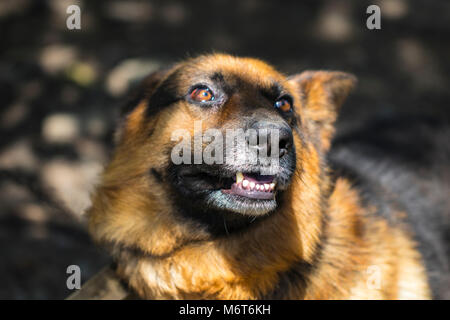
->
xmin=189 ymin=86 xmax=215 ymax=103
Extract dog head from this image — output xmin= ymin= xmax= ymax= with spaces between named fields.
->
xmin=89 ymin=54 xmax=355 ymax=243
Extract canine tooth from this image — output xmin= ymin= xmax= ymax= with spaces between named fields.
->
xmin=242 ymin=180 xmax=249 ymax=188
xmin=270 ymin=183 xmax=275 ymax=190
xmin=249 ymin=182 xmax=255 ymax=190
xmin=264 ymin=184 xmax=270 ymax=191
xmin=236 ymin=172 xmax=244 ymax=183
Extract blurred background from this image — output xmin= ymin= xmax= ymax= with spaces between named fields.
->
xmin=0 ymin=0 xmax=449 ymax=299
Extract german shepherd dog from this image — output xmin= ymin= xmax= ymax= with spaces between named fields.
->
xmin=87 ymin=54 xmax=449 ymax=299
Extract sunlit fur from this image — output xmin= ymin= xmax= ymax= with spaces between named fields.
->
xmin=87 ymin=54 xmax=431 ymax=299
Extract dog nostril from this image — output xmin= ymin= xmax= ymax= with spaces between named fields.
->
xmin=278 ymin=133 xmax=292 ymax=158
xmin=247 ymin=121 xmax=293 ymax=158
xmin=279 ymin=141 xmax=288 ymax=157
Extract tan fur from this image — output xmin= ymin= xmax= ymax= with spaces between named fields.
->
xmin=87 ymin=54 xmax=431 ymax=299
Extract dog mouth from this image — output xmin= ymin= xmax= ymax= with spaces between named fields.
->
xmin=170 ymin=164 xmax=289 ymax=216
xmin=221 ymin=172 xmax=276 ymax=200
xmin=175 ymin=166 xmax=279 ymax=199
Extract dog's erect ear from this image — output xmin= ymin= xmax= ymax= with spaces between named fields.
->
xmin=115 ymin=70 xmax=168 ymax=144
xmin=288 ymin=71 xmax=357 ymax=150
xmin=120 ymin=70 xmax=168 ymax=117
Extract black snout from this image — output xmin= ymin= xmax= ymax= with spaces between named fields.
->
xmin=247 ymin=121 xmax=293 ymax=158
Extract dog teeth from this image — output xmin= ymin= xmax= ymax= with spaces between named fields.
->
xmin=236 ymin=172 xmax=243 ymax=184
xmin=237 ymin=175 xmax=276 ymax=193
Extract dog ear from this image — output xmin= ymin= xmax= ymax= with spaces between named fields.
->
xmin=119 ymin=70 xmax=168 ymax=117
xmin=115 ymin=70 xmax=168 ymax=144
xmin=288 ymin=71 xmax=357 ymax=150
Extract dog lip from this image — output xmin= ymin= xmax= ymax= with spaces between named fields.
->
xmin=178 ymin=165 xmax=279 ymax=182
xmin=196 ymin=166 xmax=279 ymax=180
xmin=239 ymin=173 xmax=275 ymax=183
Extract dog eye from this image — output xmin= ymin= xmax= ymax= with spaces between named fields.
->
xmin=190 ymin=86 xmax=215 ymax=102
xmin=274 ymin=98 xmax=292 ymax=112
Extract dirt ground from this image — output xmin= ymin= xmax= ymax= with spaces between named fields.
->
xmin=0 ymin=0 xmax=449 ymax=299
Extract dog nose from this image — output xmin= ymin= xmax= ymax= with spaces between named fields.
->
xmin=248 ymin=121 xmax=293 ymax=158
xmin=278 ymin=127 xmax=293 ymax=157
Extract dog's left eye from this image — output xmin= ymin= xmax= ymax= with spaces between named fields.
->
xmin=190 ymin=86 xmax=215 ymax=102
xmin=274 ymin=97 xmax=292 ymax=112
